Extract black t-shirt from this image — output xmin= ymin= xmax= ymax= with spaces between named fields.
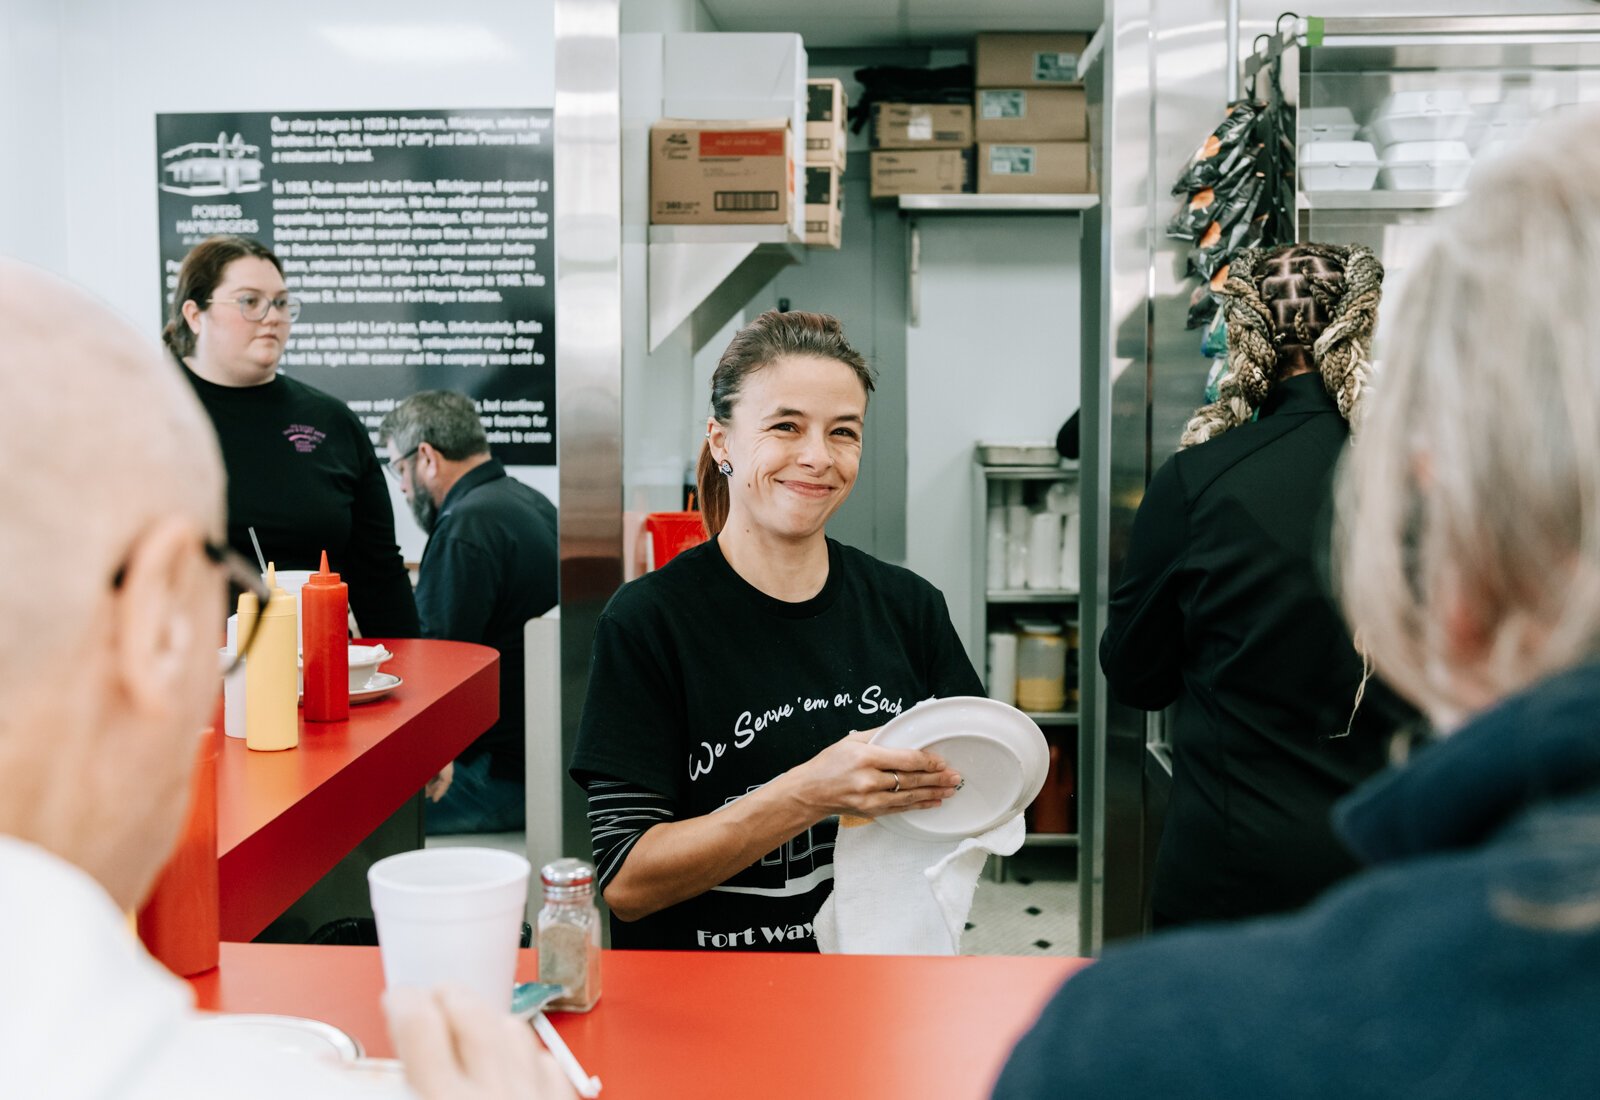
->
xmin=183 ymin=367 xmax=419 ymax=638
xmin=417 ymin=459 xmax=558 ymax=778
xmin=570 ymin=536 xmax=983 ymax=951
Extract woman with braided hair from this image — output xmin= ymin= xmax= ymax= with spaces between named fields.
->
xmin=1098 ymin=242 xmax=1412 ymax=928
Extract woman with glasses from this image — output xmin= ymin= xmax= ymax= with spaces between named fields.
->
xmin=165 ymin=235 xmax=418 ymax=639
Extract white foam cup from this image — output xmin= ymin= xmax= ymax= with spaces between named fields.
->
xmin=987 ymin=633 xmax=1019 ymax=706
xmin=368 ymin=848 xmax=531 ymax=1010
xmin=1026 ymin=511 xmax=1063 ymax=590
xmin=220 ymin=648 xmax=246 ymax=739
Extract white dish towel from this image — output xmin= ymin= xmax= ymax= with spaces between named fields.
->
xmin=815 ymin=812 xmax=1025 ymax=955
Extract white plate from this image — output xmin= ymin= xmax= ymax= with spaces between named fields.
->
xmin=343 ymin=1058 xmax=417 ymax=1096
xmin=298 ymin=671 xmax=404 ymax=705
xmin=352 ymin=672 xmax=403 ymax=704
xmin=869 ymin=696 xmax=1048 ymax=841
xmin=194 ymin=1013 xmax=362 ymax=1062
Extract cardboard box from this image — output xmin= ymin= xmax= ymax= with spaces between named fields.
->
xmin=975 ymin=33 xmax=1089 ymax=87
xmin=978 ymin=141 xmax=1091 ymax=194
xmin=869 ymin=148 xmax=973 ymax=198
xmin=805 ymin=164 xmax=842 ymax=248
xmin=975 ymin=88 xmax=1087 ymax=142
xmin=650 ymin=119 xmax=793 ymax=225
xmin=660 ymin=33 xmax=808 ymax=238
xmin=872 ymin=103 xmax=974 ymax=150
xmin=806 ymin=78 xmax=847 ymax=170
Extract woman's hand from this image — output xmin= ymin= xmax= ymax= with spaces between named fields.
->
xmin=781 ymin=728 xmax=962 ymax=819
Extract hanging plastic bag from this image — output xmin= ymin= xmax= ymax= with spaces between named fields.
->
xmin=1172 ymin=101 xmax=1260 ymax=195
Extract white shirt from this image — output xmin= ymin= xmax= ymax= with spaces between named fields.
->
xmin=0 ymin=836 xmax=401 ymax=1098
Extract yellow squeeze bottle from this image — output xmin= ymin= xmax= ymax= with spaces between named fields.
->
xmin=235 ymin=588 xmax=259 ymax=655
xmin=245 ymin=562 xmax=299 ymax=752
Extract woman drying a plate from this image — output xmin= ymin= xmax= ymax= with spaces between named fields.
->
xmin=570 ymin=310 xmax=982 ymax=951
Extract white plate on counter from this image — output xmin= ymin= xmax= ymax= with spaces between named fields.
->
xmin=869 ymin=696 xmax=1048 ymax=841
xmin=351 ymin=672 xmax=403 ymax=704
xmin=298 ymin=672 xmax=403 ymax=706
xmin=193 ymin=1013 xmax=362 ymax=1062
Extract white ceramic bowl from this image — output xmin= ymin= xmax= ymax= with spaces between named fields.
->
xmin=348 ymin=645 xmax=393 ymax=691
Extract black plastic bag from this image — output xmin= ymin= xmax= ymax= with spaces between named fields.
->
xmin=1172 ymin=101 xmax=1260 ymax=195
xmin=848 ymin=64 xmax=975 ymax=134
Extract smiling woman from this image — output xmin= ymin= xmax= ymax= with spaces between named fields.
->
xmin=569 ymin=310 xmax=984 ymax=953
xmin=165 ymin=235 xmax=418 ymax=639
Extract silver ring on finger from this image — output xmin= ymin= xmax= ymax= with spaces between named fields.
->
xmin=890 ymin=771 xmax=901 ymax=793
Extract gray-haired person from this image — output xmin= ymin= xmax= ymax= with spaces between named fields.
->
xmin=997 ymin=106 xmax=1600 ymax=1098
xmin=380 ymin=391 xmax=558 ymax=834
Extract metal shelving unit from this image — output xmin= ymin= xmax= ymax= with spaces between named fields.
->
xmin=1297 ymin=189 xmax=1464 ymax=211
xmin=898 ymin=193 xmax=1099 ymax=213
xmin=1247 ymin=15 xmax=1600 ymax=267
xmin=973 ymin=458 xmax=1081 ymax=851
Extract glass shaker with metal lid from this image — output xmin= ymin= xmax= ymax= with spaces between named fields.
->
xmin=537 ymin=858 xmax=601 ymax=1012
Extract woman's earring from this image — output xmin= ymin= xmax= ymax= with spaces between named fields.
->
xmin=718 ymin=460 xmax=733 ymax=477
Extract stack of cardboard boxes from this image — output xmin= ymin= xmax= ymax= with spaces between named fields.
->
xmin=974 ymin=32 xmax=1091 ymax=194
xmin=867 ymin=102 xmax=975 ymax=198
xmin=866 ymin=32 xmax=1093 ymax=200
xmin=805 ymin=78 xmax=846 ymax=248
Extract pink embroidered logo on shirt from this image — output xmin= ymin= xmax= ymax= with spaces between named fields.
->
xmin=284 ymin=424 xmax=327 ymax=453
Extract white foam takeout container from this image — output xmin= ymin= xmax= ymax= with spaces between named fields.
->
xmin=1369 ymin=90 xmax=1472 ymax=147
xmin=1298 ymin=106 xmax=1359 ymax=143
xmin=1300 ymin=139 xmax=1380 ymax=192
xmin=1379 ymin=140 xmax=1472 ymax=191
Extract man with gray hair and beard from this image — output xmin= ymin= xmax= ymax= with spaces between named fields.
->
xmin=380 ymin=391 xmax=558 ymax=834
xmin=0 ymin=260 xmax=569 ymax=1099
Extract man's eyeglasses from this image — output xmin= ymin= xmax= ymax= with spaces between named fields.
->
xmin=111 ymin=540 xmax=273 ymax=677
xmin=385 ymin=446 xmax=419 ymax=484
xmin=209 ymin=292 xmax=303 ymax=323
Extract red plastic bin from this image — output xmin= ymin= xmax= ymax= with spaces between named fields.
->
xmin=645 ymin=511 xmax=709 ymax=568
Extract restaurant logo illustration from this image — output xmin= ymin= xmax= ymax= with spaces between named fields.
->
xmin=159 ymin=131 xmax=266 ymax=196
xmin=283 ymin=424 xmax=326 ymax=454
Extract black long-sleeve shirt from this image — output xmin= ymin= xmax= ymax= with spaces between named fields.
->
xmin=416 ymin=459 xmax=558 ymax=778
xmin=1100 ymin=373 xmax=1401 ymax=924
xmin=182 ymin=367 xmax=419 ymax=638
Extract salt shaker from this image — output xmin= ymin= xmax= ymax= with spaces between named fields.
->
xmin=537 ymin=858 xmax=601 ymax=1012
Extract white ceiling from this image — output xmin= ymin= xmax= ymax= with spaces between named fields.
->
xmin=699 ymin=0 xmax=1103 ymax=49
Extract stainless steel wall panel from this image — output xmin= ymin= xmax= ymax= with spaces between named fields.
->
xmin=555 ymin=0 xmax=624 ymax=856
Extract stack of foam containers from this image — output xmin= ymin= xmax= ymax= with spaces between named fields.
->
xmin=1366 ymin=90 xmax=1474 ymax=191
xmin=1300 ymin=106 xmax=1381 ymax=193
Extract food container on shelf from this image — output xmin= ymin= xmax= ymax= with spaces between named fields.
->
xmin=1379 ymin=140 xmax=1472 ymax=191
xmin=1298 ymin=106 xmax=1359 ymax=142
xmin=977 ymin=441 xmax=1059 ymax=466
xmin=1464 ymin=96 xmax=1542 ymax=151
xmin=1014 ymin=619 xmax=1068 ymax=713
xmin=1368 ymin=89 xmax=1472 ymax=146
xmin=1300 ymin=140 xmax=1380 ymax=191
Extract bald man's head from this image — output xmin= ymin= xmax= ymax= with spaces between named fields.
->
xmin=0 ymin=260 xmax=223 ymax=695
xmin=0 ymin=260 xmax=227 ymax=906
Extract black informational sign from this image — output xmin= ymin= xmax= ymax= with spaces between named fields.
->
xmin=156 ymin=107 xmax=555 ymax=465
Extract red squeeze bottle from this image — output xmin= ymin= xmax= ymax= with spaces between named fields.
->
xmin=137 ymin=724 xmax=220 ymax=976
xmin=302 ymin=550 xmax=350 ymax=723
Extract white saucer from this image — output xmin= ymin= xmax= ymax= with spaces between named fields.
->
xmin=869 ymin=696 xmax=1048 ymax=842
xmin=194 ymin=1013 xmax=362 ymax=1062
xmin=351 ymin=672 xmax=402 ymax=704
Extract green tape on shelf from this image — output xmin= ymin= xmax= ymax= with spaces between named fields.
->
xmin=1304 ymin=16 xmax=1325 ymax=47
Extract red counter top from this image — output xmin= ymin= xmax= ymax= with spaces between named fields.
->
xmin=218 ymin=638 xmax=498 ymax=941
xmin=191 ymin=943 xmax=1087 ymax=1099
